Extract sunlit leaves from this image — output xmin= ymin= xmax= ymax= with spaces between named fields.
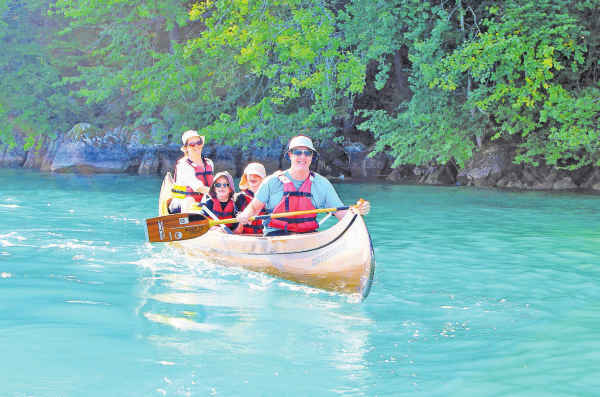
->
xmin=0 ymin=0 xmax=80 ymax=147
xmin=185 ymin=0 xmax=364 ymax=119
xmin=3 ymin=0 xmax=600 ymax=171
xmin=46 ymin=0 xmax=368 ymax=144
xmin=424 ymin=0 xmax=598 ymax=167
xmin=0 ymin=0 xmax=8 ymax=38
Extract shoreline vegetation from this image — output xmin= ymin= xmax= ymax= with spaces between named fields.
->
xmin=1 ymin=1 xmax=600 ymax=191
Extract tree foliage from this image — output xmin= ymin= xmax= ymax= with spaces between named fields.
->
xmin=0 ymin=0 xmax=8 ymax=36
xmin=427 ymin=0 xmax=600 ymax=168
xmin=48 ymin=0 xmax=366 ymax=147
xmin=0 ymin=0 xmax=86 ymax=148
xmin=185 ymin=0 xmax=366 ymax=146
xmin=2 ymin=0 xmax=600 ymax=169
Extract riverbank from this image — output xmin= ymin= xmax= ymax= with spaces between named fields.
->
xmin=2 ymin=123 xmax=599 ymax=190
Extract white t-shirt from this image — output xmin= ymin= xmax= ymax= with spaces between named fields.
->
xmin=174 ymin=157 xmax=214 ymax=192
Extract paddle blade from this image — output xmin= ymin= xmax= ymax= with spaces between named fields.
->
xmin=144 ymin=213 xmax=210 ymax=243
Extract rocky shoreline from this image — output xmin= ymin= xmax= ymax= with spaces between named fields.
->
xmin=2 ymin=123 xmax=599 ymax=191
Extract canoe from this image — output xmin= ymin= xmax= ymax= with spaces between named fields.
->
xmin=157 ymin=173 xmax=375 ymax=299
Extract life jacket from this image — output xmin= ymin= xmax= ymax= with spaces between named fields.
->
xmin=171 ymin=157 xmax=214 ymax=201
xmin=269 ymin=171 xmax=319 ymax=233
xmin=211 ymin=198 xmax=236 ymax=229
xmin=238 ymin=190 xmax=267 ymax=234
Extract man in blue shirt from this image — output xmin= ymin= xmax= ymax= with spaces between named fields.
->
xmin=236 ymin=135 xmax=371 ymax=236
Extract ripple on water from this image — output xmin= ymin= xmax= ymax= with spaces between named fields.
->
xmin=1 ymin=171 xmax=600 ymax=396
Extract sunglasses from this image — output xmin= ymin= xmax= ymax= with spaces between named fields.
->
xmin=186 ymin=139 xmax=204 ymax=147
xmin=290 ymin=149 xmax=314 ymax=157
xmin=214 ymin=183 xmax=230 ymax=188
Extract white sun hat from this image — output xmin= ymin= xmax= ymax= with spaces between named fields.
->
xmin=285 ymin=135 xmax=319 ymax=161
xmin=180 ymin=130 xmax=205 ymax=152
xmin=181 ymin=130 xmax=201 ymax=144
xmin=239 ymin=163 xmax=267 ymax=190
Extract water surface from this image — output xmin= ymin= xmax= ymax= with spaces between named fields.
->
xmin=1 ymin=169 xmax=599 ymax=396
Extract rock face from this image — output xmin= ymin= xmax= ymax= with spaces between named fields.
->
xmin=2 ymin=123 xmax=290 ymax=177
xmin=419 ymin=164 xmax=458 ymax=185
xmin=457 ymin=143 xmax=584 ymax=190
xmin=0 ymin=132 xmax=28 ymax=167
xmin=344 ymin=142 xmax=392 ymax=178
xmin=3 ymin=125 xmax=600 ymax=191
xmin=578 ymin=168 xmax=600 ymax=190
xmin=456 ymin=145 xmax=515 ymax=187
xmin=386 ymin=163 xmax=457 ymax=185
xmin=49 ymin=124 xmax=134 ymax=173
xmin=0 ymin=144 xmax=27 ymax=167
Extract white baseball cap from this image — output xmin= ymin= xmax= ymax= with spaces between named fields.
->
xmin=244 ymin=162 xmax=267 ymax=178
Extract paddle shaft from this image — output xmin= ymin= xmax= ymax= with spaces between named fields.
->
xmin=202 ymin=205 xmax=234 ymax=234
xmin=205 ymin=205 xmax=353 ymax=227
xmin=144 ymin=199 xmax=364 ymax=243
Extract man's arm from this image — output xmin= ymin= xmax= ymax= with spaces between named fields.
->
xmin=236 ymin=198 xmax=266 ymax=225
xmin=315 ymin=177 xmax=370 ymax=219
xmin=233 ymin=222 xmax=244 ymax=234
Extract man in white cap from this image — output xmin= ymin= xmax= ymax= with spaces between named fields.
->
xmin=236 ymin=135 xmax=370 ymax=236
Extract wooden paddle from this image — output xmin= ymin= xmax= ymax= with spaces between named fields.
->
xmin=200 ymin=205 xmax=235 ymax=235
xmin=144 ymin=200 xmax=364 ymax=243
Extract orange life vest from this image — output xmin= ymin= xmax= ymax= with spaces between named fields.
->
xmin=171 ymin=157 xmax=214 ymax=202
xmin=269 ymin=171 xmax=319 ymax=233
xmin=237 ymin=190 xmax=267 ymax=234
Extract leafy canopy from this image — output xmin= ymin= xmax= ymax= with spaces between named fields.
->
xmin=2 ymin=0 xmax=600 ymax=170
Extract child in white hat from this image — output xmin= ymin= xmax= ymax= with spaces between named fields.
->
xmin=234 ymin=163 xmax=268 ymax=234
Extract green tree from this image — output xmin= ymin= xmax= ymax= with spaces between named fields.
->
xmin=357 ymin=0 xmax=600 ymax=169
xmin=346 ymin=0 xmax=491 ymax=167
xmin=0 ymin=0 xmax=83 ymax=148
xmin=4 ymin=0 xmax=600 ymax=172
xmin=0 ymin=0 xmax=6 ymax=121
xmin=53 ymin=0 xmax=196 ymax=138
xmin=185 ymin=0 xmax=366 ymax=146
xmin=52 ymin=0 xmax=366 ymax=147
xmin=0 ymin=0 xmax=8 ymax=36
xmin=430 ymin=0 xmax=600 ymax=168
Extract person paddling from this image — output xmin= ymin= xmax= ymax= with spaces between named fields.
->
xmin=169 ymin=130 xmax=214 ymax=214
xmin=236 ymin=135 xmax=370 ymax=236
xmin=234 ymin=163 xmax=268 ymax=235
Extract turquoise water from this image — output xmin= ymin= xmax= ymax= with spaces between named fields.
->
xmin=1 ymin=169 xmax=599 ymax=396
